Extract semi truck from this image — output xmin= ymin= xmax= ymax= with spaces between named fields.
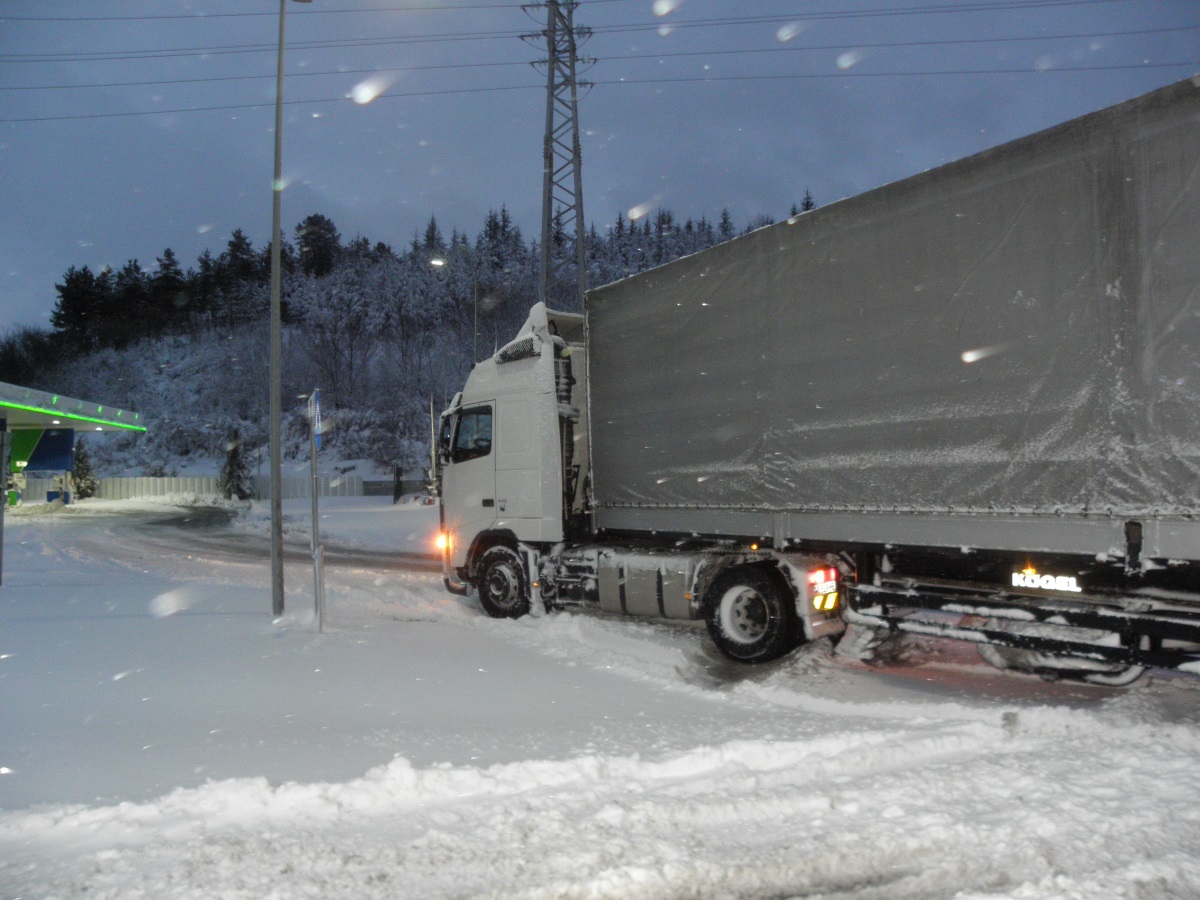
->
xmin=436 ymin=78 xmax=1200 ymax=684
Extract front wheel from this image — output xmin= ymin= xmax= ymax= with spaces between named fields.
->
xmin=704 ymin=566 xmax=801 ymax=663
xmin=476 ymin=545 xmax=530 ymax=619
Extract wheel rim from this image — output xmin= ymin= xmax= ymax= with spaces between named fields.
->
xmin=485 ymin=562 xmax=520 ymax=609
xmin=719 ymin=586 xmax=769 ymax=644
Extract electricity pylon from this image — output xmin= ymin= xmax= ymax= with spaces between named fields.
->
xmin=524 ymin=1 xmax=591 ymax=308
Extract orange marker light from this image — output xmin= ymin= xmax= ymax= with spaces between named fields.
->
xmin=808 ymin=566 xmax=838 ymax=604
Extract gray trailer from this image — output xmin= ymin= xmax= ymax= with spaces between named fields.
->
xmin=437 ymin=78 xmax=1200 ymax=681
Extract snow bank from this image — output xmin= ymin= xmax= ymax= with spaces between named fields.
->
xmin=6 ymin=492 xmax=240 ymax=517
xmin=4 ymin=708 xmax=1199 ymax=898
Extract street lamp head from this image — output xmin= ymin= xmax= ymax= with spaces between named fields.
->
xmin=430 ymin=258 xmax=446 ymax=267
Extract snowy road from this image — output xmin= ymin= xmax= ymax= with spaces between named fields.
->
xmin=123 ymin=502 xmax=441 ymax=570
xmin=1 ymin=497 xmax=1199 ymax=898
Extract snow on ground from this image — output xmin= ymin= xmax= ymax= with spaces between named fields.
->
xmin=232 ymin=493 xmax=441 ymax=555
xmin=1 ymin=496 xmax=1199 ymax=898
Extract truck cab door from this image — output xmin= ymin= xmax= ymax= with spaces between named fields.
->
xmin=441 ymin=403 xmax=496 ymax=567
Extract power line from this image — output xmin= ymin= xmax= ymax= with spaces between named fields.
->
xmin=0 ymin=85 xmax=532 ymax=124
xmin=0 ymin=30 xmax=528 ymax=63
xmin=1 ymin=0 xmax=632 ymax=22
xmin=0 ymin=0 xmax=1122 ymax=23
xmin=593 ymin=0 xmax=1139 ymax=36
xmin=0 ymin=60 xmax=499 ymax=92
xmin=0 ymin=0 xmax=1144 ymax=63
xmin=2 ymin=60 xmax=1193 ymax=124
xmin=1 ymin=24 xmax=1193 ymax=92
xmin=595 ymin=60 xmax=1197 ymax=85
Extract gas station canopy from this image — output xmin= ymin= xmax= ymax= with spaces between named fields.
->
xmin=0 ymin=380 xmax=147 ymax=433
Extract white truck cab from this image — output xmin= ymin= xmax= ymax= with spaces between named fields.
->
xmin=438 ymin=303 xmax=587 ymax=600
xmin=437 ymin=303 xmax=844 ymax=663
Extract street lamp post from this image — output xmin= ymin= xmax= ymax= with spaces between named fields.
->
xmin=269 ymin=0 xmax=310 ymax=619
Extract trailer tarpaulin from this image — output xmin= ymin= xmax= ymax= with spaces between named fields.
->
xmin=586 ymin=79 xmax=1200 ymax=546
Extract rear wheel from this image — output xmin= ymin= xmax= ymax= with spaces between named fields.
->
xmin=704 ymin=566 xmax=801 ymax=663
xmin=476 ymin=545 xmax=530 ymax=619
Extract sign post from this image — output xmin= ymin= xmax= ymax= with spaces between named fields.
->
xmin=308 ymin=390 xmax=326 ymax=632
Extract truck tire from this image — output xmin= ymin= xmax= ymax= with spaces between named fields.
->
xmin=704 ymin=566 xmax=800 ymax=663
xmin=476 ymin=545 xmax=530 ymax=619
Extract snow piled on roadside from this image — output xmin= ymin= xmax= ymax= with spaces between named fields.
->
xmin=5 ymin=492 xmax=242 ymax=517
xmin=4 ymin=707 xmax=1199 ymax=898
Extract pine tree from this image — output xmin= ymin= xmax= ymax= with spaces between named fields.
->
xmin=107 ymin=259 xmax=149 ymax=348
xmin=214 ymin=230 xmax=263 ymax=331
xmin=191 ymin=249 xmax=219 ymax=329
xmin=220 ymin=230 xmax=259 ymax=284
xmin=51 ymin=265 xmax=108 ymax=353
xmin=295 ymin=213 xmax=342 ymax=277
xmin=73 ymin=439 xmax=99 ymax=500
xmin=718 ymin=208 xmax=736 ymax=241
xmin=217 ymin=429 xmax=254 ymax=500
xmin=422 ymin=216 xmax=446 ymax=255
xmin=148 ymin=249 xmax=189 ymax=335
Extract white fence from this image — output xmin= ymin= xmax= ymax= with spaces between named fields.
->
xmin=20 ymin=475 xmax=365 ymax=502
xmin=97 ymin=477 xmax=220 ymax=500
xmin=251 ymin=475 xmax=363 ymax=500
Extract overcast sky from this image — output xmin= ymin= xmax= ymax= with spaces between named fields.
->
xmin=2 ymin=0 xmax=1197 ymax=331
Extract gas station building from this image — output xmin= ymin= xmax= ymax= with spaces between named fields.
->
xmin=1 ymin=380 xmax=146 ymax=505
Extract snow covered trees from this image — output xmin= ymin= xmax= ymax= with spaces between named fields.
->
xmin=0 ymin=326 xmax=55 ymax=386
xmin=289 ymin=254 xmax=387 ymax=409
xmin=41 ymin=202 xmax=815 ymax=367
xmin=32 ymin=203 xmax=809 ymax=476
xmin=47 ymin=234 xmax=284 ymax=353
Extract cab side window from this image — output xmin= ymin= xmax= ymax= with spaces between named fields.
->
xmin=438 ymin=415 xmax=453 ymax=460
xmin=452 ymin=406 xmax=493 ymax=463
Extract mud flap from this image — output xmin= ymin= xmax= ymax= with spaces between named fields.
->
xmin=521 ymin=545 xmax=546 ymax=617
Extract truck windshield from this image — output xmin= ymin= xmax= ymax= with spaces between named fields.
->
xmin=452 ymin=406 xmax=492 ymax=463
